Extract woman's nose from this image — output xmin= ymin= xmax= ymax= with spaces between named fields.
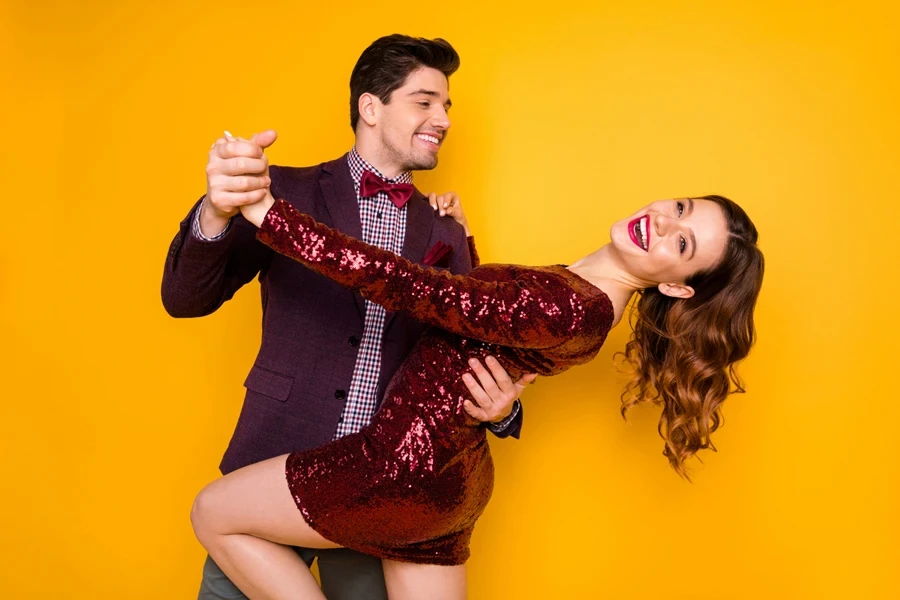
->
xmin=653 ymin=212 xmax=670 ymax=236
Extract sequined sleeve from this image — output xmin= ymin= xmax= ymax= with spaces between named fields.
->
xmin=257 ymin=199 xmax=587 ymax=349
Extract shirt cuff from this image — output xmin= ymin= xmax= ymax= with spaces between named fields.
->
xmin=192 ymin=197 xmax=233 ymax=241
xmin=486 ymin=400 xmax=520 ymax=433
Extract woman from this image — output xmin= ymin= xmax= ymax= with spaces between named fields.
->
xmin=191 ymin=191 xmax=764 ymax=599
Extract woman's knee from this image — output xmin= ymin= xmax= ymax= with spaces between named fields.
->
xmin=191 ymin=482 xmax=222 ymax=544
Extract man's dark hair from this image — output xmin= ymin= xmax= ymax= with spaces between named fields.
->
xmin=350 ymin=34 xmax=460 ymax=131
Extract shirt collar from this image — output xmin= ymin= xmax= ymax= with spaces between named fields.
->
xmin=347 ymin=147 xmax=413 ymax=191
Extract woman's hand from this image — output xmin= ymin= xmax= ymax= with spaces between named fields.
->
xmin=428 ymin=191 xmax=470 ymax=236
xmin=239 ymin=189 xmax=276 ymax=228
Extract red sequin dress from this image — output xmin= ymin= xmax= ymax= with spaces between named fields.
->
xmin=256 ymin=199 xmax=614 ymax=565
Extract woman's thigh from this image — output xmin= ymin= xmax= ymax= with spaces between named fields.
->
xmin=193 ymin=454 xmax=339 ymax=550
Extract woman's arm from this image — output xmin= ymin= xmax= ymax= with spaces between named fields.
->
xmin=248 ymin=198 xmax=586 ymax=349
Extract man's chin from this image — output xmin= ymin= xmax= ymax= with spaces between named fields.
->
xmin=405 ymin=157 xmax=439 ymax=172
xmin=406 ymin=152 xmax=438 ymax=171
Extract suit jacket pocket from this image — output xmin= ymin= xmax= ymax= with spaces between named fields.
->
xmin=422 ymin=240 xmax=453 ymax=268
xmin=243 ymin=364 xmax=294 ymax=402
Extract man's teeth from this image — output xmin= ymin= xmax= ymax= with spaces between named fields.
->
xmin=638 ymin=218 xmax=647 ymax=250
xmin=417 ymin=134 xmax=439 ymax=144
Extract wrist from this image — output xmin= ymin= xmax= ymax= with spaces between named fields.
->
xmin=199 ymin=196 xmax=234 ymax=237
xmin=491 ymin=411 xmax=510 ymax=424
xmin=487 ymin=400 xmax=520 ymax=430
xmin=243 ymin=193 xmax=276 ymax=228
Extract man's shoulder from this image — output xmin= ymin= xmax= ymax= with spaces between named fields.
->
xmin=270 ymin=154 xmax=349 ymax=185
xmin=409 ymin=193 xmax=466 ymax=240
xmin=269 ymin=155 xmax=352 ymax=206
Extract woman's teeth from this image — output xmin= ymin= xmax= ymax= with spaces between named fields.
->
xmin=633 ymin=217 xmax=648 ymax=250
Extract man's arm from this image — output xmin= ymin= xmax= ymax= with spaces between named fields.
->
xmin=161 ymin=200 xmax=272 ymax=317
xmin=161 ymin=130 xmax=278 ymax=317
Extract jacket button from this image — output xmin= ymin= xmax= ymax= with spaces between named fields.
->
xmin=349 ymin=336 xmax=360 ymax=347
xmin=335 ymin=389 xmax=346 ymax=400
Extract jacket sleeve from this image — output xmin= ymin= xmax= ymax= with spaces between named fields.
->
xmin=161 ymin=197 xmax=272 ymax=317
xmin=466 ymin=237 xmax=480 ymax=268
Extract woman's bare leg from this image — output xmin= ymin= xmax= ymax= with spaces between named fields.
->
xmin=383 ymin=560 xmax=467 ymax=600
xmin=191 ymin=454 xmax=340 ymax=600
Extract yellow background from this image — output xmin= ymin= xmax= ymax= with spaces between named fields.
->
xmin=2 ymin=0 xmax=899 ymax=598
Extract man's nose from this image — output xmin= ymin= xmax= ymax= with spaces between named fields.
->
xmin=432 ymin=107 xmax=451 ymax=130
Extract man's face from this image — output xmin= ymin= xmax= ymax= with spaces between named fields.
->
xmin=374 ymin=66 xmax=451 ymax=172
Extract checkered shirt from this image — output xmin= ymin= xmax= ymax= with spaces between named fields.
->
xmin=332 ymin=148 xmax=411 ymax=438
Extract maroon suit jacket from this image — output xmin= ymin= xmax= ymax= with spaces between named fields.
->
xmin=162 ymin=155 xmax=522 ymax=474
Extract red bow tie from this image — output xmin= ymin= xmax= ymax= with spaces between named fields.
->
xmin=360 ymin=170 xmax=415 ymax=208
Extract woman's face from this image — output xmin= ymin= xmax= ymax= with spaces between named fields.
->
xmin=610 ymin=198 xmax=728 ymax=295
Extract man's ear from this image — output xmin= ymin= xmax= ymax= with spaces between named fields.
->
xmin=358 ymin=93 xmax=379 ymax=127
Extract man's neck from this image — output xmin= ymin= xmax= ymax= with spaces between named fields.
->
xmin=354 ymin=141 xmax=407 ymax=180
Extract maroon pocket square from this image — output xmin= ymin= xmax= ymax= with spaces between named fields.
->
xmin=422 ymin=241 xmax=453 ymax=268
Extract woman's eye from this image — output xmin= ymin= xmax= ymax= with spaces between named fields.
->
xmin=676 ymin=201 xmax=684 ymax=217
xmin=680 ymin=236 xmax=687 ymax=254
xmin=418 ymin=102 xmax=430 ymax=108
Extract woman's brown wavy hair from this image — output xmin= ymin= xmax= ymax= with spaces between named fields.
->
xmin=619 ymin=195 xmax=764 ymax=480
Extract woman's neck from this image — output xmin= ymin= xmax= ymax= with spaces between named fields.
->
xmin=566 ymin=245 xmax=647 ymax=326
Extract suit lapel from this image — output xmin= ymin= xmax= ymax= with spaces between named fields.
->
xmin=401 ymin=190 xmax=434 ymax=263
xmin=384 ymin=190 xmax=434 ymax=329
xmin=320 ymin=156 xmax=366 ymax=317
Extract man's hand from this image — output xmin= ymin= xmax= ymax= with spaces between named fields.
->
xmin=200 ymin=130 xmax=277 ymax=236
xmin=461 ymin=356 xmax=536 ymax=423
xmin=428 ymin=191 xmax=470 ymax=236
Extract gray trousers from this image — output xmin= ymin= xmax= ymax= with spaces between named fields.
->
xmin=198 ymin=548 xmax=388 ymax=600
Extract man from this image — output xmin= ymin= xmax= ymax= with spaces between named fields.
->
xmin=162 ymin=34 xmax=530 ymax=600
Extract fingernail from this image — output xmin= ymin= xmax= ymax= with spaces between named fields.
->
xmin=469 ymin=358 xmax=478 ymax=366
xmin=462 ymin=374 xmax=473 ymax=382
xmin=486 ymin=356 xmax=496 ymax=363
xmin=224 ymin=130 xmax=234 ymax=139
